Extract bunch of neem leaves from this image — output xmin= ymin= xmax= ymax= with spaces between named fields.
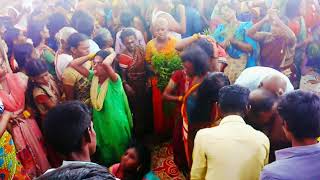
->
xmin=151 ymin=53 xmax=183 ymax=91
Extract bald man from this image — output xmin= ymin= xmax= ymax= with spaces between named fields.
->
xmin=246 ymin=89 xmax=278 ymax=130
xmin=259 ymin=74 xmax=288 ymax=96
xmin=235 ymin=66 xmax=294 ymax=95
xmin=246 ymin=89 xmax=291 ymax=162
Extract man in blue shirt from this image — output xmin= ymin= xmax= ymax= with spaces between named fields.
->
xmin=260 ymin=90 xmax=320 ymax=180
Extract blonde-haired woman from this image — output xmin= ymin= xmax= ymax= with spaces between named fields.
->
xmin=146 ymin=17 xmax=179 ymax=136
xmin=54 ymin=27 xmax=77 ymax=81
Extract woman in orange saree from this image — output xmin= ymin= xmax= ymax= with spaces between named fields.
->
xmin=145 ymin=18 xmax=179 ymax=136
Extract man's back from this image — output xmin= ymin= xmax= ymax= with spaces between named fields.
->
xmin=235 ymin=66 xmax=294 ymax=93
xmin=191 ymin=115 xmax=270 ymax=180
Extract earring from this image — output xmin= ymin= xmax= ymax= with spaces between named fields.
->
xmin=137 ymin=166 xmax=141 ymax=171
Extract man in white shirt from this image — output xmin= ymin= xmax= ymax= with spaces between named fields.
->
xmin=191 ymin=85 xmax=270 ymax=180
xmin=235 ymin=66 xmax=294 ymax=95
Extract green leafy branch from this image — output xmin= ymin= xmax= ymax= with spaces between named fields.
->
xmin=151 ymin=53 xmax=183 ymax=91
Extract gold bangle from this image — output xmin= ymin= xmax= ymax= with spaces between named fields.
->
xmin=88 ymin=53 xmax=96 ymax=60
xmin=192 ymin=33 xmax=200 ymax=41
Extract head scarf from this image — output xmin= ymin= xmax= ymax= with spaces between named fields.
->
xmin=55 ymin=27 xmax=78 ymax=44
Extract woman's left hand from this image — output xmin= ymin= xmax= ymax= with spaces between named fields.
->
xmin=103 ymin=50 xmax=116 ymax=65
xmin=9 ymin=117 xmax=25 ymax=126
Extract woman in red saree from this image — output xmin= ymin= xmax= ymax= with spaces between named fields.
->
xmin=178 ymin=46 xmax=210 ymax=168
xmin=0 ymin=63 xmax=50 ymax=177
xmin=164 ymin=36 xmax=226 ymax=171
xmin=118 ymin=28 xmax=151 ymax=138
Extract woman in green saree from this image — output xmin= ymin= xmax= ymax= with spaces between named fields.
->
xmin=27 ymin=20 xmax=56 ymax=76
xmin=70 ymin=49 xmax=133 ymax=166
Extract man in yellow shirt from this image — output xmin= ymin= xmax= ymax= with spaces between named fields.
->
xmin=191 ymin=85 xmax=270 ymax=180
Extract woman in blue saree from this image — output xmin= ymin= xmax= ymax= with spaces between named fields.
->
xmin=211 ymin=3 xmax=259 ymax=83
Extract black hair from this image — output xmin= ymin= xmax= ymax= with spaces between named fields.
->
xmin=27 ymin=20 xmax=47 ymax=47
xmin=277 ymin=90 xmax=320 ymax=139
xmin=25 ymin=59 xmax=48 ymax=77
xmin=25 ymin=59 xmax=50 ymax=121
xmin=93 ymin=28 xmax=112 ymax=49
xmin=43 ymin=101 xmax=91 ymax=155
xmin=47 ymin=12 xmax=68 ymax=38
xmin=4 ymin=27 xmax=20 ymax=59
xmin=120 ymin=28 xmax=137 ymax=43
xmin=0 ymin=16 xmax=14 ymax=29
xmin=71 ymin=11 xmax=94 ymax=37
xmin=193 ymin=38 xmax=214 ymax=58
xmin=218 ymin=85 xmax=250 ymax=116
xmin=190 ymin=72 xmax=230 ymax=122
xmin=123 ymin=141 xmax=151 ymax=180
xmin=249 ymin=89 xmax=278 ymax=116
xmin=13 ymin=43 xmax=34 ymax=70
xmin=35 ymin=163 xmax=116 ymax=180
xmin=285 ymin=0 xmax=302 ymax=19
xmin=95 ymin=50 xmax=111 ymax=60
xmin=180 ymin=46 xmax=209 ymax=76
xmin=55 ymin=0 xmax=75 ymax=11
xmin=71 ymin=10 xmax=90 ymax=28
xmin=67 ymin=33 xmax=89 ymax=51
xmin=120 ymin=11 xmax=134 ymax=28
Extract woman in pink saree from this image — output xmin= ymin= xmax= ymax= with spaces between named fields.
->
xmin=0 ymin=41 xmax=50 ymax=178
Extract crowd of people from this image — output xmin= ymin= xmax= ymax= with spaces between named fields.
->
xmin=0 ymin=0 xmax=320 ymax=179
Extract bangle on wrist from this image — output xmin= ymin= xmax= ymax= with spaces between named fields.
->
xmin=192 ymin=33 xmax=200 ymax=41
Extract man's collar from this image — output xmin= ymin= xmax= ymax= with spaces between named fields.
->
xmin=275 ymin=143 xmax=320 ymax=160
xmin=220 ymin=115 xmax=246 ymax=125
xmin=62 ymin=160 xmax=97 ymax=166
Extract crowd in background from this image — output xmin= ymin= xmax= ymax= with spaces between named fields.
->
xmin=0 ymin=0 xmax=320 ymax=179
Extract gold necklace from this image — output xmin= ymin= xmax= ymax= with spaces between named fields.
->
xmin=90 ymin=76 xmax=109 ymax=111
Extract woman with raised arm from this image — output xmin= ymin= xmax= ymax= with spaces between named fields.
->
xmin=151 ymin=0 xmax=186 ymax=39
xmin=211 ymin=3 xmax=259 ymax=83
xmin=0 ymin=47 xmax=30 ymax=178
xmin=247 ymin=9 xmax=297 ymax=85
xmin=70 ymin=49 xmax=132 ymax=166
xmin=0 ymin=43 xmax=50 ymax=177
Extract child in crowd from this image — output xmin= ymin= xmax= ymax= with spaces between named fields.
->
xmin=109 ymin=141 xmax=159 ymax=180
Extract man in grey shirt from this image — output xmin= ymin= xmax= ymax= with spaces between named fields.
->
xmin=260 ymin=91 xmax=320 ymax=180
